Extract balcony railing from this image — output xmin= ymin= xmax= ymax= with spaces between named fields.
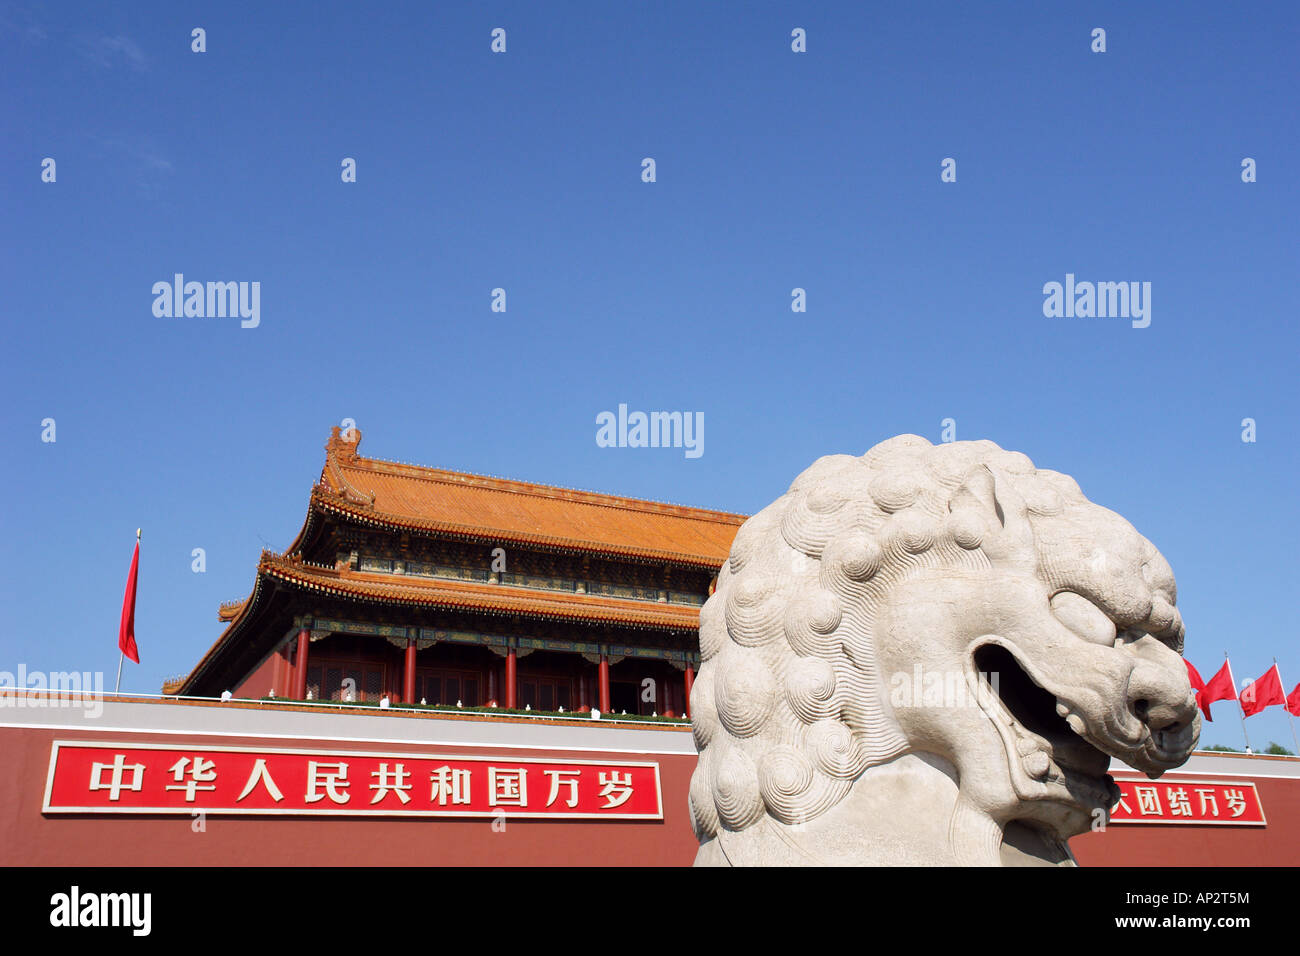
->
xmin=358 ymin=556 xmax=706 ymax=606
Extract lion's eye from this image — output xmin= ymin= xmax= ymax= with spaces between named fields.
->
xmin=1050 ymin=591 xmax=1118 ymax=647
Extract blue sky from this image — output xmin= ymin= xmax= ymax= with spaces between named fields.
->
xmin=3 ymin=1 xmax=1297 ymax=750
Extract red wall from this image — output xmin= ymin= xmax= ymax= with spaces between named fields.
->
xmin=0 ymin=725 xmax=699 ymax=867
xmin=1070 ymin=770 xmax=1300 ymax=866
xmin=233 ymin=647 xmax=285 ymax=700
xmin=4 ymin=717 xmax=1295 ymax=867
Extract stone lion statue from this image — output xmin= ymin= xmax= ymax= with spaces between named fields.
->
xmin=690 ymin=435 xmax=1199 ymax=866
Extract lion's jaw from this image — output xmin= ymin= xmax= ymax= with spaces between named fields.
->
xmin=879 ymin=567 xmax=1200 ymax=848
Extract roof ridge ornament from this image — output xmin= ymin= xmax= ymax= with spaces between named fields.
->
xmin=326 ymin=423 xmax=362 ymax=460
xmin=325 ymin=425 xmax=376 ymax=507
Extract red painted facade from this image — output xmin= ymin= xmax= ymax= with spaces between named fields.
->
xmin=1 ymin=708 xmax=698 ymax=867
xmin=1070 ymin=762 xmax=1300 ymax=866
xmin=3 ymin=698 xmax=1296 ymax=866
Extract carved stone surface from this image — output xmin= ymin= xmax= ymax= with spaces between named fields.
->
xmin=690 ymin=435 xmax=1199 ymax=866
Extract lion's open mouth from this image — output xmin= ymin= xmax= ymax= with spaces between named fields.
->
xmin=973 ymin=644 xmax=1117 ymax=809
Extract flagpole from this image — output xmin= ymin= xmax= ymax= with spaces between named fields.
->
xmin=1228 ymin=653 xmax=1251 ymax=754
xmin=1277 ymin=658 xmax=1300 ymax=756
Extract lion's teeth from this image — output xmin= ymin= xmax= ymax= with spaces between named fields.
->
xmin=1066 ymin=714 xmax=1087 ymax=736
xmin=1056 ymin=701 xmax=1070 ymax=718
xmin=1016 ymin=736 xmax=1038 ymax=756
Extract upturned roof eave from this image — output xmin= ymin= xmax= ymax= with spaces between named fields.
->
xmin=261 ymin=559 xmax=702 ymax=630
xmin=175 ymin=557 xmax=275 ymax=696
xmin=177 ymin=552 xmax=703 ymax=697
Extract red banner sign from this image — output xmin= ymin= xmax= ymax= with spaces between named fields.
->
xmin=1108 ymin=777 xmax=1266 ymax=826
xmin=43 ymin=741 xmax=662 ymax=819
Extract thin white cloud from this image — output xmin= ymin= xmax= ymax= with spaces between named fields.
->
xmin=76 ymin=33 xmax=147 ymax=71
xmin=0 ymin=2 xmax=48 ymax=43
xmin=96 ymin=135 xmax=174 ymax=173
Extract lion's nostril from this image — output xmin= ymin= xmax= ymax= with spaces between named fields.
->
xmin=1140 ymin=699 xmax=1196 ymax=737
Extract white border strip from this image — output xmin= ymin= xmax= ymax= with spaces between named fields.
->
xmin=42 ymin=740 xmax=665 ymax=820
xmin=1108 ymin=777 xmax=1266 ymax=827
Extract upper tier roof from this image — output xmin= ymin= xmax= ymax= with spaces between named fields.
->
xmin=310 ymin=426 xmax=746 ymax=568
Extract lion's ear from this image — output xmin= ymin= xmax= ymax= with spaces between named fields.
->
xmin=949 ymin=465 xmax=1004 ymax=528
xmin=950 ymin=465 xmax=1037 ymax=568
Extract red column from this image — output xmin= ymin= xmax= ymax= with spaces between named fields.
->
xmin=271 ymin=648 xmax=284 ymax=697
xmin=505 ymin=647 xmax=517 ymax=709
xmin=403 ymin=639 xmax=416 ymax=704
xmin=684 ymin=662 xmax=695 ymax=719
xmin=577 ymin=672 xmax=590 ymax=712
xmin=487 ymin=666 xmax=499 ymax=707
xmin=598 ymin=653 xmax=611 ymax=713
xmin=281 ymin=645 xmax=297 ymax=698
xmin=292 ymin=628 xmax=309 ymax=699
xmin=663 ymin=678 xmax=676 ymax=719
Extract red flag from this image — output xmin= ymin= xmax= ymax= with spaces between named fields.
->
xmin=1287 ymin=681 xmax=1300 ymax=718
xmin=1240 ymin=664 xmax=1284 ymax=717
xmin=1198 ymin=661 xmax=1236 ymax=722
xmin=118 ymin=538 xmax=140 ymax=664
xmin=1184 ymin=658 xmax=1206 ymax=717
